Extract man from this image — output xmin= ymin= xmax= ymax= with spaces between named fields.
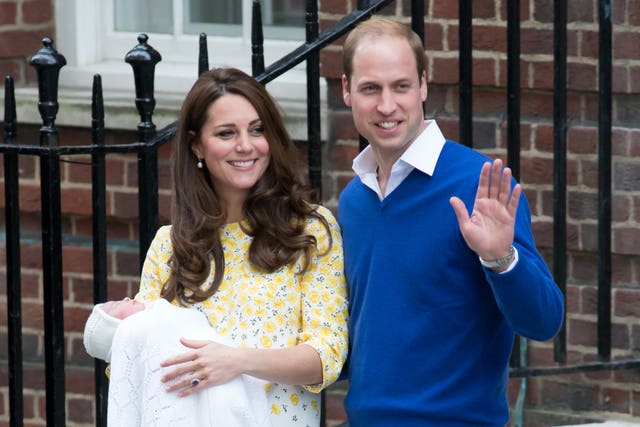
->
xmin=338 ymin=16 xmax=564 ymax=427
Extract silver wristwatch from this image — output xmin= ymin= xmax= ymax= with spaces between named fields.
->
xmin=479 ymin=245 xmax=516 ymax=269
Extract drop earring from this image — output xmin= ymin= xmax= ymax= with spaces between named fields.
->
xmin=197 ymin=159 xmax=203 ymax=169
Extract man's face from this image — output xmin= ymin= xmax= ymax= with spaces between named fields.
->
xmin=342 ymin=35 xmax=427 ymax=164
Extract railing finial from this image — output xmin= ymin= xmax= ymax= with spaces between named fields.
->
xmin=29 ymin=37 xmax=66 ymax=138
xmin=125 ymin=33 xmax=162 ymax=141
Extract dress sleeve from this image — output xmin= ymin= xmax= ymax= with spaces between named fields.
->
xmin=134 ymin=226 xmax=173 ymax=305
xmin=297 ymin=206 xmax=349 ymax=392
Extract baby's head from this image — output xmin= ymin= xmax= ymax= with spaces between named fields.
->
xmin=83 ymin=298 xmax=145 ymax=361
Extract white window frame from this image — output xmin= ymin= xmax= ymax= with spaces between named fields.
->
xmin=12 ymin=0 xmax=324 ymax=140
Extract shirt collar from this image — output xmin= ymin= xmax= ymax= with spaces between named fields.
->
xmin=352 ymin=119 xmax=447 ymax=178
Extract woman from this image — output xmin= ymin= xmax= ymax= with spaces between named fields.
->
xmin=134 ymin=67 xmax=348 ymax=426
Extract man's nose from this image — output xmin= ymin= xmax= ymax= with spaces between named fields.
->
xmin=377 ymin=89 xmax=396 ymax=115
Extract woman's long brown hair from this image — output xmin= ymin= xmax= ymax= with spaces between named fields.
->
xmin=162 ymin=67 xmax=332 ymax=305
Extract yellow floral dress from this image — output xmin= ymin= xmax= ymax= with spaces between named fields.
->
xmin=134 ymin=205 xmax=349 ymax=427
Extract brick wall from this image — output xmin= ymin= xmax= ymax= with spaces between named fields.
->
xmin=0 ymin=0 xmax=639 ymax=426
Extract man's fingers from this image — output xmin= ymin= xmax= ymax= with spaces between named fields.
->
xmin=449 ymin=196 xmax=469 ymax=227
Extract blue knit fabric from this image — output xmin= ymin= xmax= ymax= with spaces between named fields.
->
xmin=338 ymin=140 xmax=564 ymax=427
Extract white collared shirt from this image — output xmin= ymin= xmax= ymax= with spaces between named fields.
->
xmin=352 ymin=119 xmax=446 ymax=200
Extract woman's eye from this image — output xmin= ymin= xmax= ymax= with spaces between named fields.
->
xmin=251 ymin=125 xmax=265 ymax=135
xmin=216 ymin=130 xmax=235 ymax=138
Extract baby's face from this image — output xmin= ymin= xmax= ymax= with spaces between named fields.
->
xmin=102 ymin=298 xmax=145 ymax=319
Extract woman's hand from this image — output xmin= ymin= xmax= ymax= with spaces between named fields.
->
xmin=160 ymin=339 xmax=241 ymax=397
xmin=160 ymin=339 xmax=322 ymax=397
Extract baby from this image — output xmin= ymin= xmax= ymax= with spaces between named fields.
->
xmin=83 ymin=298 xmax=271 ymax=427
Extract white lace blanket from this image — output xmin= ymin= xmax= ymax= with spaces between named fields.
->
xmin=108 ymin=299 xmax=272 ymax=427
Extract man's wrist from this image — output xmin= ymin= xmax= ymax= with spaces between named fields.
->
xmin=479 ymin=245 xmax=516 ymax=271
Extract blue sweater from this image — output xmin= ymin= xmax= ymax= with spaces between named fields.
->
xmin=338 ymin=141 xmax=564 ymax=427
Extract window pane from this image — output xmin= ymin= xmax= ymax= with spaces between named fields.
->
xmin=263 ymin=0 xmax=304 ymax=39
xmin=185 ymin=0 xmax=241 ymax=36
xmin=183 ymin=0 xmax=304 ymax=40
xmin=114 ymin=0 xmax=173 ymax=34
xmin=266 ymin=0 xmax=304 ymax=27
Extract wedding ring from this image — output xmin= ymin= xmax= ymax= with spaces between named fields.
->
xmin=190 ymin=377 xmax=200 ymax=387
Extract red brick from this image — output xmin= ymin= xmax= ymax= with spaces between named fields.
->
xmin=431 ymin=57 xmax=458 ymax=84
xmin=530 ymin=219 xmax=553 ymax=248
xmin=320 ymin=48 xmax=343 ymax=80
xmin=568 ymin=318 xmax=597 ymax=346
xmin=531 ymin=61 xmax=554 ymax=90
xmin=330 ymin=143 xmax=358 ymax=171
xmin=602 ymin=387 xmax=631 ymax=414
xmin=63 ymin=245 xmax=93 ymax=275
xmin=614 ymin=288 xmax=640 ymax=317
xmin=0 ymin=58 xmax=23 ymax=82
xmin=519 ymin=92 xmax=553 ymax=119
xmin=472 ymin=57 xmax=497 ymax=86
xmin=568 ymin=62 xmax=597 ymax=91
xmin=612 ymin=66 xmax=629 ymax=93
xmin=580 ymin=223 xmax=598 ymax=252
xmin=612 ymin=195 xmax=631 ymax=223
xmin=580 ymin=159 xmax=598 ymax=189
xmin=473 ymin=25 xmax=507 ymax=53
xmin=565 ymin=283 xmax=580 ymax=313
xmin=61 ymin=187 xmax=94 ymax=216
xmin=614 ymin=31 xmax=640 ymax=60
xmin=327 ymin=110 xmax=358 ymax=141
xmin=539 ymin=379 xmax=600 ymax=411
xmin=533 ymin=123 xmax=553 ymax=153
xmin=112 ymin=190 xmax=138 ymax=218
xmin=425 ymin=22 xmax=444 ymax=51
xmin=631 ymin=0 xmax=640 ymax=26
xmin=521 ymin=157 xmax=553 ymax=185
xmin=614 ymin=228 xmax=640 ymax=255
xmin=473 ymin=89 xmax=506 ymax=115
xmin=433 ymin=1 xmax=457 ymax=19
xmin=532 ymin=0 xmax=553 ymax=23
xmin=159 ymin=192 xmax=171 ymax=223
xmin=319 ymin=0 xmax=348 ymax=14
xmin=19 ymin=184 xmax=42 ymax=212
xmin=114 ymin=250 xmax=141 ymax=277
xmin=0 ymin=29 xmax=53 ymax=57
xmin=568 ymin=0 xmax=595 ymax=23
xmin=22 ymin=0 xmax=53 ymax=24
xmin=568 ymin=126 xmax=597 ymax=155
xmin=64 ymin=306 xmax=91 ymax=333
xmin=521 ymin=28 xmax=554 ymax=55
xmin=0 ymin=2 xmax=17 ymax=25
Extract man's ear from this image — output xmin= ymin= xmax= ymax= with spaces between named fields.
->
xmin=420 ymin=70 xmax=428 ymax=102
xmin=341 ymin=74 xmax=351 ymax=107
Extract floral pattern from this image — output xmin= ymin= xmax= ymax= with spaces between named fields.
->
xmin=135 ymin=205 xmax=348 ymax=427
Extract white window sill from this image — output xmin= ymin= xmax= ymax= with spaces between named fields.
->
xmin=8 ymin=60 xmax=326 ymax=142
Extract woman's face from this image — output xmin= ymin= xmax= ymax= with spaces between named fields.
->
xmin=102 ymin=297 xmax=145 ymax=320
xmin=191 ymin=93 xmax=271 ymax=207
